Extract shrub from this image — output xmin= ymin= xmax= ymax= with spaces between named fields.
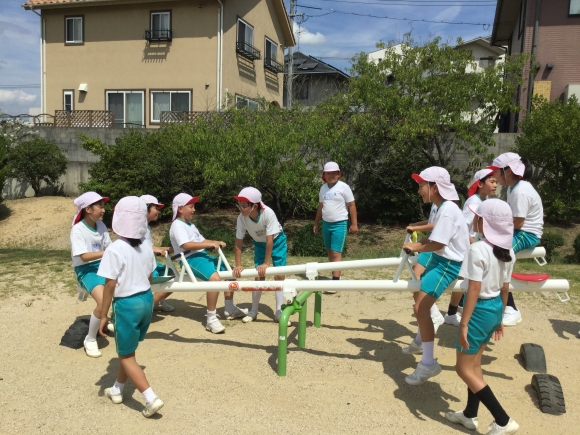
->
xmin=160 ymin=224 xmax=235 ymax=254
xmin=573 ymin=233 xmax=580 ymax=264
xmin=291 ymin=223 xmax=340 ymax=257
xmin=540 ymin=231 xmax=565 ymax=263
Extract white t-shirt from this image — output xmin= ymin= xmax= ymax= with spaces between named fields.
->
xmin=236 ymin=206 xmax=282 ymax=243
xmin=97 ymin=238 xmax=156 ymax=298
xmin=428 ymin=204 xmax=439 ymax=224
xmin=70 ymin=220 xmax=112 ymax=267
xmin=463 ymin=194 xmax=482 ymax=237
xmin=507 ymin=180 xmax=544 ymax=238
xmin=145 ymin=226 xmax=153 ymax=244
xmin=170 ymin=219 xmax=205 ymax=256
xmin=319 ymin=181 xmax=355 ymax=222
xmin=428 ymin=201 xmax=470 ymax=262
xmin=459 ymin=241 xmax=515 ymax=299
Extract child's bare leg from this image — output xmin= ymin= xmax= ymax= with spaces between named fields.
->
xmin=153 ymin=292 xmax=172 ymax=305
xmin=91 ymin=285 xmax=104 ymax=318
xmin=327 ymin=249 xmax=342 ymax=278
xmin=86 ymin=285 xmax=104 ymax=344
xmin=119 ymin=353 xmax=149 ymax=393
xmin=206 ymin=272 xmax=221 ymax=311
xmin=455 ymin=345 xmax=487 ymax=393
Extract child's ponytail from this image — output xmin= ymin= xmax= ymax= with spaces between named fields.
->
xmin=492 ymin=245 xmax=512 ymax=262
xmin=520 ymin=157 xmax=533 ymax=181
xmin=127 ymin=238 xmax=143 ymax=248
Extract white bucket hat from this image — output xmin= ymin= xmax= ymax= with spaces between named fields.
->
xmin=72 ymin=192 xmax=109 ymax=226
xmin=412 ymin=166 xmax=459 ymax=201
xmin=112 ymin=196 xmax=148 ymax=239
xmin=323 ymin=162 xmax=340 ymax=172
xmin=233 ymin=187 xmax=265 ymax=209
xmin=139 ymin=195 xmax=165 ymax=209
xmin=487 ymin=152 xmax=525 ymax=178
xmin=171 ymin=193 xmax=199 ymax=221
xmin=467 ymin=168 xmax=495 ymax=197
xmin=469 ymin=198 xmax=514 ymax=250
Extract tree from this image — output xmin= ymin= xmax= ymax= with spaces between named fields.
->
xmin=0 ymin=136 xmax=8 ymax=204
xmin=515 ymin=95 xmax=580 ymax=221
xmin=8 ymin=138 xmax=67 ymax=196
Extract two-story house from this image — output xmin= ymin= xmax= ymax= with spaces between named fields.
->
xmin=22 ymin=0 xmax=295 ymax=128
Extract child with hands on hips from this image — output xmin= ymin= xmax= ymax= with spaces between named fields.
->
xmin=70 ymin=191 xmax=112 ymax=358
xmin=97 ymin=196 xmax=164 ymax=418
xmin=402 ymin=167 xmax=470 ymax=385
xmin=446 ymin=198 xmax=519 ymax=435
xmin=232 ymin=187 xmax=290 ymax=325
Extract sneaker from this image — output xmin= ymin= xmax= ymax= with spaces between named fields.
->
xmin=205 ymin=318 xmax=225 ymax=334
xmin=458 ymin=305 xmax=464 ymax=314
xmin=83 ymin=338 xmax=101 ymax=358
xmin=107 ymin=322 xmax=115 ymax=333
xmin=104 ymin=388 xmax=123 ymax=404
xmin=432 ymin=312 xmax=445 ymax=333
xmin=445 ymin=313 xmax=461 ymax=327
xmin=154 ymin=300 xmax=175 ymax=312
xmin=275 ymin=312 xmax=291 ymax=327
xmin=224 ymin=306 xmax=248 ymax=320
xmin=486 ymin=418 xmax=519 ymax=435
xmin=402 ymin=340 xmax=423 ymax=355
xmin=502 ymin=307 xmax=522 ymax=326
xmin=242 ymin=311 xmax=258 ymax=323
xmin=445 ymin=411 xmax=478 ymax=430
xmin=142 ymin=397 xmax=164 ymax=418
xmin=405 ymin=359 xmax=442 ymax=385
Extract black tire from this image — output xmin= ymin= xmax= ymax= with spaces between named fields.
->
xmin=520 ymin=343 xmax=547 ymax=373
xmin=531 ymin=374 xmax=566 ymax=415
xmin=59 ymin=318 xmax=90 ymax=349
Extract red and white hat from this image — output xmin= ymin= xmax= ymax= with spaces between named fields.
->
xmin=322 ymin=161 xmax=342 ymax=182
xmin=71 ymin=191 xmax=109 ymax=226
xmin=469 ymin=198 xmax=514 ymax=250
xmin=487 ymin=152 xmax=525 ymax=177
xmin=467 ymin=168 xmax=494 ymax=197
xmin=172 ymin=193 xmax=199 ymax=221
xmin=139 ymin=195 xmax=165 ymax=209
xmin=112 ymin=196 xmax=148 ymax=239
xmin=411 ymin=167 xmax=459 ymax=201
xmin=233 ymin=187 xmax=265 ymax=209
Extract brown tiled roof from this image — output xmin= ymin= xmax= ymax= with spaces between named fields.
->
xmin=22 ymin=0 xmax=99 ymax=6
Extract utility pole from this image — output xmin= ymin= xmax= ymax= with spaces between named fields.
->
xmin=286 ymin=0 xmax=296 ymax=109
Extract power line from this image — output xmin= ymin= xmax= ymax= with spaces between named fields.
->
xmin=0 ymin=84 xmax=41 ymax=89
xmin=315 ymin=0 xmax=495 ymax=6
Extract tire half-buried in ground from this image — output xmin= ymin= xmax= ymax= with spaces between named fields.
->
xmin=531 ymin=374 xmax=566 ymax=415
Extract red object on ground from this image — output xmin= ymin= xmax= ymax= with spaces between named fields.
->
xmin=511 ymin=273 xmax=550 ymax=282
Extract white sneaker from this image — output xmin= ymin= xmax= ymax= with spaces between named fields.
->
xmin=402 ymin=340 xmax=423 ymax=354
xmin=445 ymin=411 xmax=478 ymax=430
xmin=242 ymin=311 xmax=258 ymax=323
xmin=154 ymin=300 xmax=175 ymax=312
xmin=275 ymin=312 xmax=291 ymax=326
xmin=432 ymin=312 xmax=445 ymax=333
xmin=83 ymin=338 xmax=101 ymax=358
xmin=445 ymin=313 xmax=461 ymax=327
xmin=458 ymin=305 xmax=464 ymax=314
xmin=205 ymin=317 xmax=225 ymax=333
xmin=224 ymin=306 xmax=248 ymax=320
xmin=142 ymin=397 xmax=164 ymax=418
xmin=486 ymin=418 xmax=519 ymax=435
xmin=405 ymin=359 xmax=442 ymax=385
xmin=104 ymin=387 xmax=123 ymax=404
xmin=107 ymin=322 xmax=115 ymax=333
xmin=502 ymin=307 xmax=522 ymax=326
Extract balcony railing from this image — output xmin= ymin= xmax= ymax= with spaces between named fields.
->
xmin=264 ymin=57 xmax=283 ymax=73
xmin=144 ymin=29 xmax=172 ymax=42
xmin=54 ymin=110 xmax=115 ymax=127
xmin=236 ymin=41 xmax=261 ymax=60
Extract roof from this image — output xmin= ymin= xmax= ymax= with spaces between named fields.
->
xmin=455 ymin=37 xmax=506 ymax=56
xmin=284 ymin=52 xmax=349 ymax=78
xmin=490 ymin=0 xmax=524 ymax=46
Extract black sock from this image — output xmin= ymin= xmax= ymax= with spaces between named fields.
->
xmin=475 ymin=385 xmax=510 ymax=427
xmin=463 ymin=387 xmax=480 ymax=418
xmin=506 ymin=292 xmax=517 ymax=310
xmin=332 ymin=276 xmax=340 ymax=280
xmin=458 ymin=294 xmax=465 ymax=307
xmin=447 ymin=305 xmax=458 ymax=316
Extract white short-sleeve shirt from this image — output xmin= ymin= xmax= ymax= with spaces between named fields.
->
xmin=507 ymin=180 xmax=544 ymax=238
xmin=319 ymin=181 xmax=355 ymax=222
xmin=236 ymin=206 xmax=282 ymax=243
xmin=70 ymin=220 xmax=112 ymax=267
xmin=463 ymin=194 xmax=482 ymax=237
xmin=459 ymin=241 xmax=516 ymax=299
xmin=428 ymin=204 xmax=439 ymax=224
xmin=170 ymin=219 xmax=205 ymax=255
xmin=97 ymin=238 xmax=156 ymax=298
xmin=145 ymin=226 xmax=153 ymax=244
xmin=428 ymin=201 xmax=470 ymax=262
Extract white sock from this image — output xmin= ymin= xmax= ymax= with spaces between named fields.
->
xmin=421 ymin=341 xmax=435 ymax=366
xmin=224 ymin=299 xmax=235 ymax=313
xmin=86 ymin=313 xmax=100 ymax=342
xmin=111 ymin=380 xmax=125 ymax=395
xmin=142 ymin=387 xmax=157 ymax=405
xmin=275 ymin=291 xmax=284 ymax=312
xmin=430 ymin=304 xmax=440 ymax=319
xmin=414 ymin=329 xmax=422 ymax=344
xmin=252 ymin=292 xmax=262 ymax=313
xmin=207 ymin=310 xmax=217 ymax=322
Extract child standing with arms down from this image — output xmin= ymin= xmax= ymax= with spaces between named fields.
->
xmin=70 ymin=192 xmax=111 ymax=358
xmin=232 ymin=187 xmax=289 ymax=325
xmin=97 ymin=196 xmax=164 ymax=418
xmin=488 ymin=153 xmax=543 ymax=326
xmin=446 ymin=198 xmax=519 ymax=435
xmin=170 ymin=193 xmax=247 ymax=333
xmin=402 ymin=167 xmax=470 ymax=385
xmin=313 ymin=162 xmax=358 ymax=289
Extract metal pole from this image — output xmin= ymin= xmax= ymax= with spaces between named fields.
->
xmin=314 ymin=291 xmax=322 ymax=328
xmin=286 ymin=0 xmax=296 ymax=109
xmin=298 ymin=296 xmax=308 ymax=348
xmin=277 ymin=291 xmax=312 ymax=377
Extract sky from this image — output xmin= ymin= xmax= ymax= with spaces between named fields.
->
xmin=0 ymin=0 xmax=498 ymax=116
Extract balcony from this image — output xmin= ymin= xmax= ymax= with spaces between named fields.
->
xmin=236 ymin=41 xmax=261 ymax=61
xmin=144 ymin=29 xmax=172 ymax=42
xmin=264 ymin=57 xmax=283 ymax=73
xmin=54 ymin=110 xmax=115 ymax=127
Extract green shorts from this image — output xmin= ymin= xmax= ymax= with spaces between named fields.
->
xmin=74 ymin=261 xmax=105 ymax=293
xmin=420 ymin=253 xmax=462 ymax=299
xmin=322 ymin=220 xmax=348 ymax=253
xmin=112 ymin=290 xmax=154 ymax=356
xmin=253 ymin=232 xmax=288 ymax=267
xmin=456 ymin=295 xmax=503 ymax=354
xmin=182 ymin=251 xmax=227 ymax=281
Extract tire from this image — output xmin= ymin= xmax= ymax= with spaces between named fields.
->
xmin=59 ymin=318 xmax=90 ymax=349
xmin=520 ymin=343 xmax=547 ymax=373
xmin=531 ymin=374 xmax=566 ymax=415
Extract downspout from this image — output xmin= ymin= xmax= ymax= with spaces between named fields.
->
xmin=31 ymin=8 xmax=44 ymax=121
xmin=216 ymin=0 xmax=223 ymax=111
xmin=527 ymin=0 xmax=541 ymax=112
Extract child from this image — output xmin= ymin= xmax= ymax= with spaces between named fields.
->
xmin=232 ymin=187 xmax=290 ymax=325
xmin=97 ymin=196 xmax=164 ymax=418
xmin=402 ymin=167 xmax=470 ymax=385
xmin=70 ymin=191 xmax=111 ymax=358
xmin=313 ymin=162 xmax=358 ymax=291
xmin=139 ymin=194 xmax=174 ymax=312
xmin=488 ymin=153 xmax=543 ymax=326
xmin=446 ymin=198 xmax=519 ymax=435
xmin=169 ymin=193 xmax=247 ymax=333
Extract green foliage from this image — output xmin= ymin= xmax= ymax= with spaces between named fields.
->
xmin=8 ymin=138 xmax=67 ymax=196
xmin=540 ymin=230 xmax=565 ymax=262
xmin=291 ymin=223 xmax=329 ymax=257
xmin=515 ymin=96 xmax=580 ymax=221
xmin=196 ymin=225 xmax=236 ymax=254
xmin=0 ymin=136 xmax=8 ymax=203
xmin=573 ymin=233 xmax=580 ymax=264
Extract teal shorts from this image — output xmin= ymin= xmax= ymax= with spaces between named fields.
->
xmin=74 ymin=261 xmax=105 ymax=293
xmin=182 ymin=251 xmax=227 ymax=281
xmin=417 ymin=252 xmax=433 ymax=268
xmin=420 ymin=253 xmax=462 ymax=299
xmin=322 ymin=220 xmax=348 ymax=253
xmin=152 ymin=262 xmax=173 ymax=278
xmin=456 ymin=295 xmax=503 ymax=354
xmin=253 ymin=232 xmax=288 ymax=267
xmin=112 ymin=290 xmax=154 ymax=356
xmin=512 ymin=229 xmax=540 ymax=254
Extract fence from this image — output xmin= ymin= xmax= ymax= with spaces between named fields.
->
xmin=54 ymin=110 xmax=115 ymax=128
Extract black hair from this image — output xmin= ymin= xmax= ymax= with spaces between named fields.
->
xmin=127 ymin=237 xmax=143 ymax=248
xmin=520 ymin=157 xmax=533 ymax=181
xmin=492 ymin=245 xmax=512 ymax=263
xmin=480 ymin=173 xmax=495 ymax=184
xmin=146 ymin=203 xmax=155 ymax=212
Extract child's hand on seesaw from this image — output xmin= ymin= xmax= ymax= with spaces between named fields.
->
xmin=232 ymin=266 xmax=244 ymax=278
xmin=257 ymin=263 xmax=269 ymax=277
xmin=403 ymin=242 xmax=422 ymax=253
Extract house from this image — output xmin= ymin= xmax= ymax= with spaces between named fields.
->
xmin=455 ymin=37 xmax=506 ymax=73
xmin=283 ymin=52 xmax=349 ymax=108
xmin=22 ymin=0 xmax=295 ymax=128
xmin=491 ymin=0 xmax=580 ymax=132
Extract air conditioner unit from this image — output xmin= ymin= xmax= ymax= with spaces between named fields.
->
xmin=564 ymin=84 xmax=580 ymax=102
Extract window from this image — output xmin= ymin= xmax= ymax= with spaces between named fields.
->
xmin=106 ymin=91 xmax=144 ymax=128
xmin=264 ymin=37 xmax=282 ymax=72
xmin=150 ymin=91 xmax=191 ymax=123
xmin=63 ymin=91 xmax=74 ymax=111
xmin=65 ymin=16 xmax=83 ymax=44
xmin=570 ymin=0 xmax=580 ymax=15
xmin=236 ymin=18 xmax=260 ymax=59
xmin=235 ymin=95 xmax=259 ymax=110
xmin=149 ymin=11 xmax=171 ymax=40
